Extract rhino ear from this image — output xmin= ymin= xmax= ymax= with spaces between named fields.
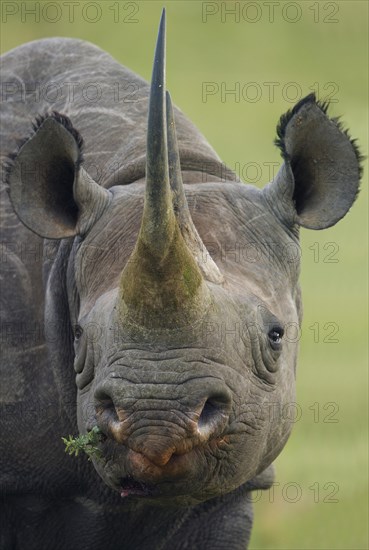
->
xmin=5 ymin=112 xmax=110 ymax=239
xmin=264 ymin=94 xmax=363 ymax=229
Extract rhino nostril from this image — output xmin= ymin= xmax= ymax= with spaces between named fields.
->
xmin=198 ymin=400 xmax=220 ymax=429
xmin=197 ymin=395 xmax=230 ymax=439
xmin=94 ymin=390 xmax=119 ymax=423
xmin=94 ymin=389 xmax=112 ymax=404
xmin=94 ymin=391 xmax=128 ymax=443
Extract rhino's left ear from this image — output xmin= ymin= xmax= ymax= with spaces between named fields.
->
xmin=264 ymin=93 xmax=363 ymax=229
xmin=5 ymin=112 xmax=110 ymax=239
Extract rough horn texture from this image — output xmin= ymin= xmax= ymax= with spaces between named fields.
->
xmin=119 ymin=11 xmax=209 ymax=328
xmin=166 ymin=91 xmax=224 ymax=284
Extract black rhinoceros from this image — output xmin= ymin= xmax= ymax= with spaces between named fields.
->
xmin=0 ymin=9 xmax=362 ymax=550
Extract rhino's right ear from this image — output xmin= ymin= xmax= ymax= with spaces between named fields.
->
xmin=264 ymin=94 xmax=363 ymax=230
xmin=5 ymin=112 xmax=110 ymax=239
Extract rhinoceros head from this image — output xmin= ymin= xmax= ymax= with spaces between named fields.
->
xmin=6 ymin=11 xmax=361 ymax=504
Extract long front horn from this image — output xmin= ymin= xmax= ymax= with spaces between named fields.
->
xmin=140 ymin=8 xmax=172 ymax=256
xmin=119 ymin=9 xmax=209 ymax=328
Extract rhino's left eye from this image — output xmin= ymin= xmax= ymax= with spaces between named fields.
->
xmin=268 ymin=326 xmax=284 ymax=350
xmin=74 ymin=324 xmax=83 ymax=340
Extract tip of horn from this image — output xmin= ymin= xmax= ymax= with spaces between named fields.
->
xmin=155 ymin=8 xmax=166 ymax=81
xmin=146 ymin=6 xmax=168 ymax=188
xmin=151 ymin=8 xmax=166 ymax=103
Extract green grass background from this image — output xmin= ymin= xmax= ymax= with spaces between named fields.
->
xmin=1 ymin=1 xmax=367 ymax=548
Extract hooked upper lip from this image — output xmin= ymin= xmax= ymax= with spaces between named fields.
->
xmin=98 ymin=434 xmax=231 ymax=499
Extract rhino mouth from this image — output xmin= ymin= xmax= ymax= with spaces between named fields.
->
xmin=120 ymin=476 xmax=157 ymax=498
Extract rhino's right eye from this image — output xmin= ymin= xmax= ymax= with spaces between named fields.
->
xmin=268 ymin=326 xmax=284 ymax=351
xmin=74 ymin=324 xmax=83 ymax=340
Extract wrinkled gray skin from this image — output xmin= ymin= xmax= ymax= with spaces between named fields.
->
xmin=0 ymin=14 xmax=361 ymax=550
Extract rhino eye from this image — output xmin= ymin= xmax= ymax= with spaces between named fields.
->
xmin=74 ymin=324 xmax=83 ymax=340
xmin=268 ymin=326 xmax=284 ymax=350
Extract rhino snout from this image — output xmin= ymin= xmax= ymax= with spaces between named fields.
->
xmin=94 ymin=383 xmax=231 ymax=468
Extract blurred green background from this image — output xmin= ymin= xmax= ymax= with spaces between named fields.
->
xmin=1 ymin=1 xmax=367 ymax=548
